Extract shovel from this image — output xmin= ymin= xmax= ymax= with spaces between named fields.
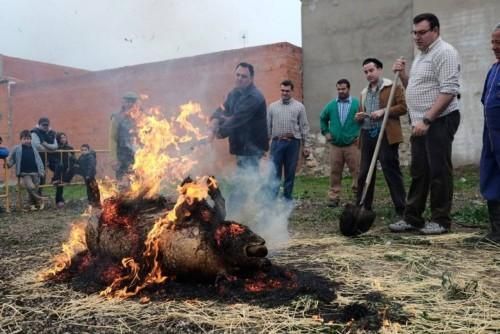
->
xmin=339 ymin=71 xmax=400 ymax=236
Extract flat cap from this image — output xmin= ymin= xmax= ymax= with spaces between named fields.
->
xmin=122 ymin=91 xmax=139 ymax=100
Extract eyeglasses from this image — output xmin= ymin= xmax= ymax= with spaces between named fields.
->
xmin=411 ymin=28 xmax=432 ymax=37
xmin=280 ymin=89 xmax=291 ymax=93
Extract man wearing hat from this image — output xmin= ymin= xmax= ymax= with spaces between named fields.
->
xmin=31 ymin=117 xmax=58 ymax=193
xmin=110 ymin=92 xmax=140 ymax=181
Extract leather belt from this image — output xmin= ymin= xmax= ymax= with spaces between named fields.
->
xmin=273 ymin=135 xmax=296 ymax=141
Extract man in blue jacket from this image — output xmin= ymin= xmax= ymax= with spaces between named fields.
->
xmin=480 ymin=23 xmax=500 ymax=243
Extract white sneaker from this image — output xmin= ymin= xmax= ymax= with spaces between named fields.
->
xmin=388 ymin=219 xmax=416 ymax=232
xmin=419 ymin=221 xmax=448 ymax=235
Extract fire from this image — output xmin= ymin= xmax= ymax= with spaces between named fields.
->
xmin=39 ymin=222 xmax=88 ymax=280
xmin=100 ymin=177 xmax=214 ymax=298
xmin=127 ymin=102 xmax=209 ymax=199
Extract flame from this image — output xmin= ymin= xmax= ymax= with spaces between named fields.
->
xmin=100 ymin=177 xmax=214 ymax=298
xmin=125 ymin=102 xmax=209 ymax=199
xmin=39 ymin=222 xmax=88 ymax=280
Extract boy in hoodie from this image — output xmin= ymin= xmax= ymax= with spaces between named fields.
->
xmin=7 ymin=130 xmax=46 ymax=210
xmin=74 ymin=144 xmax=101 ymax=208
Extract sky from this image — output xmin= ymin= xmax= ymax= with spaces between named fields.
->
xmin=0 ymin=0 xmax=302 ymax=71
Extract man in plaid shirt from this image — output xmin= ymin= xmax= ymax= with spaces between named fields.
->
xmin=390 ymin=13 xmax=461 ymax=235
xmin=267 ymin=80 xmax=311 ymax=201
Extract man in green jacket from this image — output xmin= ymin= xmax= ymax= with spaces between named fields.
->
xmin=320 ymin=79 xmax=361 ymax=207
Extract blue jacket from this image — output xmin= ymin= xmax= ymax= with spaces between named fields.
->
xmin=480 ymin=62 xmax=500 ymax=200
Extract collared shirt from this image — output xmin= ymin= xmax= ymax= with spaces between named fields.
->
xmin=267 ymin=98 xmax=311 ymax=146
xmin=362 ymin=79 xmax=383 ymax=137
xmin=337 ymin=96 xmax=352 ymax=126
xmin=406 ymin=37 xmax=461 ymax=125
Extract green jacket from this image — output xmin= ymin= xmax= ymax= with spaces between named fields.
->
xmin=320 ymin=98 xmax=360 ymax=146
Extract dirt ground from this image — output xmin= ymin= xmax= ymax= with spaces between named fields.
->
xmin=0 ymin=167 xmax=499 ymax=333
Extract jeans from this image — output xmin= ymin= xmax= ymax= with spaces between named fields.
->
xmin=270 ymin=138 xmax=300 ymax=200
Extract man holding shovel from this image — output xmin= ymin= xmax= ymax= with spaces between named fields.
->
xmin=389 ymin=13 xmax=461 ymax=235
xmin=355 ymin=58 xmax=407 ymax=218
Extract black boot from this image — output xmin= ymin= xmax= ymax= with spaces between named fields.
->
xmin=485 ymin=200 xmax=500 ymax=243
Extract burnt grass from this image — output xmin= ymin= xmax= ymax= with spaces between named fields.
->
xmin=0 ymin=165 xmax=496 ymax=333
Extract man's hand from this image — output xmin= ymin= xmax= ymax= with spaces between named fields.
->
xmin=392 ymin=57 xmax=408 ymax=87
xmin=355 ymin=112 xmax=369 ymax=122
xmin=412 ymin=121 xmax=430 ymax=136
xmin=392 ymin=58 xmax=406 ymax=74
xmin=370 ymin=109 xmax=385 ymax=120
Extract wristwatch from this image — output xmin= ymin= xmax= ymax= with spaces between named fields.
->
xmin=422 ymin=117 xmax=432 ymax=126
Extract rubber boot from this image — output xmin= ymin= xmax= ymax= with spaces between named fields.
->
xmin=485 ymin=200 xmax=500 ymax=243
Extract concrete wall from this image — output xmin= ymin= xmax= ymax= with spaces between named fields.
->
xmin=413 ymin=0 xmax=500 ymax=165
xmin=302 ymin=0 xmax=500 ymax=165
xmin=0 ymin=43 xmax=302 ymax=177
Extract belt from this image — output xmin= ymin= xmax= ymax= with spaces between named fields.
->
xmin=273 ymin=135 xmax=296 ymax=141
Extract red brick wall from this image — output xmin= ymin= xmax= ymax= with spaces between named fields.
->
xmin=1 ymin=54 xmax=89 ymax=83
xmin=2 ymin=43 xmax=302 ymax=178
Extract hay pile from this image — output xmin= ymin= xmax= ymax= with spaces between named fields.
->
xmin=1 ymin=201 xmax=499 ymax=333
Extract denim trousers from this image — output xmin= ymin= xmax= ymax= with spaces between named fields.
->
xmin=270 ymin=138 xmax=300 ymax=200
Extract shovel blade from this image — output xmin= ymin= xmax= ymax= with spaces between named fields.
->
xmin=339 ymin=204 xmax=376 ymax=236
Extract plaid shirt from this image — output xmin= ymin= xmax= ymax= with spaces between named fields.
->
xmin=337 ymin=96 xmax=352 ymax=126
xmin=267 ymin=98 xmax=311 ymax=146
xmin=406 ymin=37 xmax=461 ymax=125
xmin=362 ymin=79 xmax=383 ymax=137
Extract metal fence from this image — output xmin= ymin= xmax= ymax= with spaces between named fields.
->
xmin=8 ymin=149 xmax=110 ymax=211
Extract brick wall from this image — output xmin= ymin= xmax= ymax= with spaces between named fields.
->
xmin=1 ymin=43 xmax=303 ymax=178
xmin=0 ymin=54 xmax=89 ymax=82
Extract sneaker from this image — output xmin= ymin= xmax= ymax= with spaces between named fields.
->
xmin=388 ymin=219 xmax=416 ymax=232
xmin=29 ymin=205 xmax=38 ymax=211
xmin=419 ymin=221 xmax=448 ymax=235
xmin=38 ymin=202 xmax=45 ymax=210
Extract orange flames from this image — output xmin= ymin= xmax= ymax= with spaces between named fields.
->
xmin=127 ymin=101 xmax=209 ymax=199
xmin=99 ymin=176 xmax=215 ymax=299
xmin=39 ymin=222 xmax=88 ymax=280
xmin=42 ymin=99 xmax=224 ymax=299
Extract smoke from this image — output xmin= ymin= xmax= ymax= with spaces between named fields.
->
xmin=215 ymin=158 xmax=293 ymax=249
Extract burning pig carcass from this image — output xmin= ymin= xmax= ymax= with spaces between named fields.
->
xmin=42 ymin=176 xmax=271 ymax=297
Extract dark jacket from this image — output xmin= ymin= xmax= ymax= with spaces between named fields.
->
xmin=56 ymin=143 xmax=76 ymax=171
xmin=76 ymin=151 xmax=97 ymax=179
xmin=213 ymin=84 xmax=269 ymax=156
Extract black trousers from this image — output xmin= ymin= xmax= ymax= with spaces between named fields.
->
xmin=357 ymin=129 xmax=406 ymax=215
xmin=405 ymin=111 xmax=460 ymax=228
xmin=85 ymin=177 xmax=101 ymax=207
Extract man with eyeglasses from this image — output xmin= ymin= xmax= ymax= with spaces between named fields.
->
xmin=31 ymin=117 xmax=58 ymax=195
xmin=390 ymin=13 xmax=461 ymax=235
xmin=267 ymin=80 xmax=311 ymax=201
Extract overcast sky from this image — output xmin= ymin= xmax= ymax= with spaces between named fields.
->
xmin=0 ymin=0 xmax=302 ymax=71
